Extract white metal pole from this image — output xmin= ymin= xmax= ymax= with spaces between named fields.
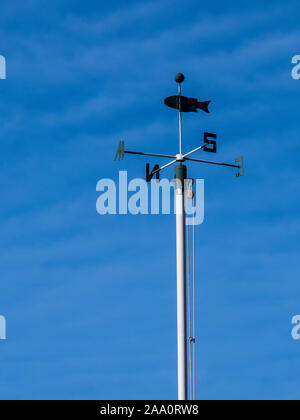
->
xmin=175 ymin=164 xmax=187 ymax=400
xmin=178 ymin=83 xmax=183 ymax=155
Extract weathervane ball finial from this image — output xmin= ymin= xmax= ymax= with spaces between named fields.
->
xmin=175 ymin=73 xmax=185 ymax=83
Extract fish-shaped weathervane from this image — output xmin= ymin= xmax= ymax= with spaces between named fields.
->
xmin=164 ymin=95 xmax=211 ymax=113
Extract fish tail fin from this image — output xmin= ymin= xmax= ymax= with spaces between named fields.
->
xmin=198 ymin=100 xmax=211 ymax=113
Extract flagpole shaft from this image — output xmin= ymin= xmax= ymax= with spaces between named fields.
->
xmin=175 ymin=164 xmax=187 ymax=400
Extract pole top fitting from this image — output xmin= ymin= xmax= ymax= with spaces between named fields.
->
xmin=175 ymin=73 xmax=185 ymax=84
xmin=176 ymin=153 xmax=185 ymax=162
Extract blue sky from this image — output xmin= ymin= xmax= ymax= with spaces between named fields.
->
xmin=0 ymin=0 xmax=300 ymax=400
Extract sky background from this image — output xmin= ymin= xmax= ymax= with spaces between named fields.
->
xmin=0 ymin=0 xmax=300 ymax=400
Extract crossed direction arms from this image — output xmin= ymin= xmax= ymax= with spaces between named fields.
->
xmin=114 ymin=139 xmax=244 ymax=179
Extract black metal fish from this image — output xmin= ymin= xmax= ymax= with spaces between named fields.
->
xmin=164 ymin=95 xmax=211 ymax=113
